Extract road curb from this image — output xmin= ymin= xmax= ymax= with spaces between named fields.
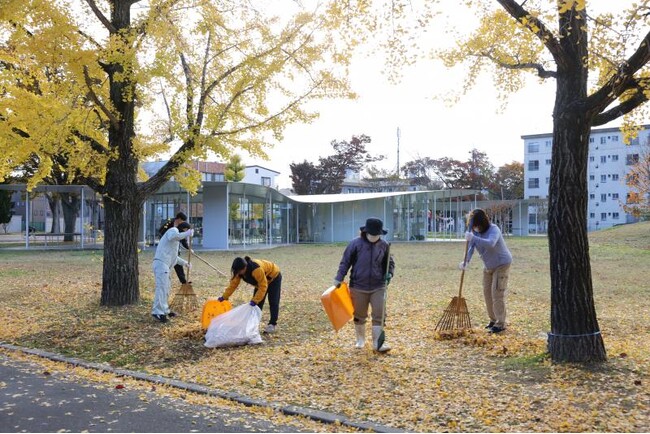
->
xmin=0 ymin=342 xmax=403 ymax=433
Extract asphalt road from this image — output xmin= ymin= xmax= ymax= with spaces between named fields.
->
xmin=0 ymin=353 xmax=306 ymax=433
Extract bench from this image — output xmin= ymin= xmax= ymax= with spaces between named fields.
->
xmin=29 ymin=232 xmax=82 ymax=246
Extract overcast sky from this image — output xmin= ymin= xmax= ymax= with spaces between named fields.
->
xmin=245 ymin=1 xmax=626 ymax=189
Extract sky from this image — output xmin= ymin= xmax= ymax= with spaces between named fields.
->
xmin=243 ymin=1 xmax=631 ymax=190
xmin=249 ymin=54 xmax=559 ymax=189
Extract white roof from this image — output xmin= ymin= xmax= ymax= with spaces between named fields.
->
xmin=289 ymin=189 xmax=476 ymax=204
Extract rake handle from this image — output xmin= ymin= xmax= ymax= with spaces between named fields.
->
xmin=458 ymin=237 xmax=470 ymax=299
xmin=186 ymin=229 xmax=192 ymax=281
xmin=192 ymin=252 xmax=227 ymax=277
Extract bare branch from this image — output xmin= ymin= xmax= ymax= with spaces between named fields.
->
xmin=480 ymin=51 xmax=557 ymax=79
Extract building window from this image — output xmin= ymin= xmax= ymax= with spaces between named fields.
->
xmin=589 ymin=194 xmax=595 ymax=200
xmin=600 ymin=155 xmax=607 ymax=163
xmin=612 ymin=174 xmax=619 ymax=181
xmin=589 ymin=137 xmax=594 ymax=143
xmin=545 ymin=140 xmax=552 ymax=147
xmin=600 ymin=137 xmax=606 ymax=144
xmin=546 ymin=159 xmax=552 ymax=165
xmin=613 ymin=212 xmax=620 ymax=219
xmin=255 ymin=168 xmax=259 ymax=174
xmin=589 ymin=156 xmax=595 ymax=162
xmin=528 ymin=178 xmax=539 ymax=188
xmin=528 ymin=160 xmax=539 ymax=171
xmin=528 ymin=215 xmax=537 ymax=224
xmin=600 ymin=175 xmax=607 ymax=182
xmin=528 ymin=143 xmax=539 ymax=153
xmin=261 ymin=176 xmax=271 ymax=187
xmin=612 ymin=135 xmax=619 ymax=142
xmin=590 ymin=212 xmax=595 ymax=218
xmin=627 ymin=154 xmax=640 ymax=165
xmin=589 ymin=175 xmax=595 ymax=181
xmin=601 ymin=213 xmax=607 ymax=220
xmin=612 ymin=154 xmax=619 ymax=162
xmin=601 ymin=194 xmax=607 ymax=202
xmin=545 ymin=177 xmax=550 ymax=184
xmin=612 ymin=193 xmax=619 ymax=200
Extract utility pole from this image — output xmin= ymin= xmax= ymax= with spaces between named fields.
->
xmin=396 ymin=127 xmax=401 ymax=176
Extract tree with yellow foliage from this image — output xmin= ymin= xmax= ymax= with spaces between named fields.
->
xmin=0 ymin=1 xmax=355 ymax=306
xmin=430 ymin=0 xmax=650 ymax=362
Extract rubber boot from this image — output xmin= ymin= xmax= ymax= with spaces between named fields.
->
xmin=354 ymin=323 xmax=366 ymax=349
xmin=372 ymin=326 xmax=391 ymax=353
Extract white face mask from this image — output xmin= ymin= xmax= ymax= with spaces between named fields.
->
xmin=366 ymin=234 xmax=381 ymax=243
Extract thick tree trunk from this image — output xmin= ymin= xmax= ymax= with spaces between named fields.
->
xmin=60 ymin=193 xmax=79 ymax=242
xmin=547 ymin=75 xmax=606 ymax=363
xmin=100 ymin=194 xmax=142 ymax=306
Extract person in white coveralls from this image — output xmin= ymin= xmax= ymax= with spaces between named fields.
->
xmin=151 ymin=221 xmax=193 ymax=323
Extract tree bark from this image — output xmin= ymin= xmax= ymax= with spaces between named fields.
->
xmin=100 ymin=194 xmax=142 ymax=305
xmin=547 ymin=61 xmax=606 ymax=362
xmin=60 ymin=193 xmax=79 ymax=242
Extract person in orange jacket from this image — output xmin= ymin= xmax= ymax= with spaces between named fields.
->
xmin=219 ymin=256 xmax=282 ymax=334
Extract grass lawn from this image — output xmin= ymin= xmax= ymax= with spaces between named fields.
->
xmin=0 ymin=222 xmax=648 ymax=432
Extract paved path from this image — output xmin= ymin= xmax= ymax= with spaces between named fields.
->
xmin=0 ymin=353 xmax=304 ymax=433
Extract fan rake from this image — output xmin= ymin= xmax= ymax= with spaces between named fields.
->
xmin=169 ymin=230 xmax=199 ymax=314
xmin=434 ymin=238 xmax=472 ymax=332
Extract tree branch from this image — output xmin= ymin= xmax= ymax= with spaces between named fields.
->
xmin=84 ymin=0 xmax=117 ymax=33
xmin=496 ymin=0 xmax=565 ymax=63
xmin=83 ymin=66 xmax=119 ymax=129
xmin=592 ymin=81 xmax=650 ymax=126
xmin=586 ymin=29 xmax=650 ymax=116
xmin=480 ymin=51 xmax=557 ymax=78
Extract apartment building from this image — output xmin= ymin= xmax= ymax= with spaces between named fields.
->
xmin=523 ymin=125 xmax=646 ymax=232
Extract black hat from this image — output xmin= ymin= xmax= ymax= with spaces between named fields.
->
xmin=177 ymin=222 xmax=191 ymax=232
xmin=175 ymin=212 xmax=188 ymax=221
xmin=360 ymin=218 xmax=387 ymax=236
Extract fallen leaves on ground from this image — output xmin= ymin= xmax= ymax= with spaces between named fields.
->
xmin=0 ymin=225 xmax=649 ymax=432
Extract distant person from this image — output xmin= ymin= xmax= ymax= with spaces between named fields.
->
xmin=152 ymin=221 xmax=193 ymax=323
xmin=159 ymin=212 xmax=190 ymax=284
xmin=334 ymin=217 xmax=395 ymax=352
xmin=459 ymin=208 xmax=513 ymax=333
xmin=218 ymin=256 xmax=282 ymax=334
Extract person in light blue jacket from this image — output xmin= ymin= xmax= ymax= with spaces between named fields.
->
xmin=459 ymin=209 xmax=512 ymax=333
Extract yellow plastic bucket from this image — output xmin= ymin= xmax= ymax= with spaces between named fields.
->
xmin=201 ymin=299 xmax=233 ymax=330
xmin=321 ymin=282 xmax=354 ymax=331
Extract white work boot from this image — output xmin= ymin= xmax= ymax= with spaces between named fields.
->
xmin=372 ymin=326 xmax=391 ymax=353
xmin=354 ymin=323 xmax=366 ymax=349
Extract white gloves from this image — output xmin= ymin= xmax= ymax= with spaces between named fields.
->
xmin=187 ymin=228 xmax=194 ymax=238
xmin=186 ymin=262 xmax=192 ymax=269
xmin=465 ymin=231 xmax=474 ymax=242
xmin=458 ymin=261 xmax=468 ymax=271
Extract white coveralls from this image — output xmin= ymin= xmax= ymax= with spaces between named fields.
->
xmin=151 ymin=227 xmax=191 ymax=316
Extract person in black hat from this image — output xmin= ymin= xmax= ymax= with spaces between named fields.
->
xmin=334 ymin=217 xmax=395 ymax=352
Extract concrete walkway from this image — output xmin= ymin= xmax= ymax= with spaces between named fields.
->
xmin=0 ymin=344 xmax=401 ymax=433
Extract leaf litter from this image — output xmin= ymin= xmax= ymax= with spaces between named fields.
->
xmin=0 ymin=227 xmax=649 ymax=432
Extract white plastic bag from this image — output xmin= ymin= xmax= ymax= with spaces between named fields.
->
xmin=204 ymin=303 xmax=263 ymax=348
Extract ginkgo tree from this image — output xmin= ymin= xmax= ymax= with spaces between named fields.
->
xmin=0 ymin=0 xmax=356 ymax=305
xmin=435 ymin=0 xmax=650 ymax=362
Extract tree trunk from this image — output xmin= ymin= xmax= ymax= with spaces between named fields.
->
xmin=60 ymin=192 xmax=79 ymax=242
xmin=100 ymin=194 xmax=142 ymax=306
xmin=547 ymin=73 xmax=606 ymax=362
xmin=46 ymin=193 xmax=60 ymax=234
